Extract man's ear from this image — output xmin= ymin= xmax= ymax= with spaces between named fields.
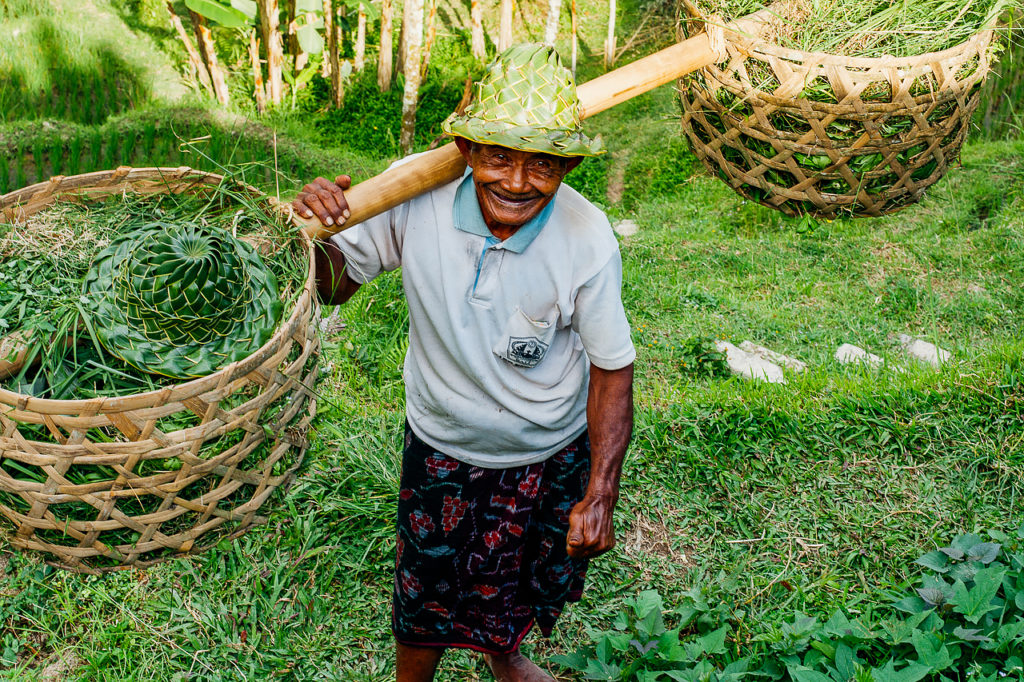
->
xmin=454 ymin=137 xmax=474 ymax=166
xmin=565 ymin=156 xmax=584 ymax=174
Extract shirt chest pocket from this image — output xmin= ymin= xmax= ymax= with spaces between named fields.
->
xmin=492 ymin=307 xmax=558 ymax=368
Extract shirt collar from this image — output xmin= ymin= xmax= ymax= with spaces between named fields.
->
xmin=452 ymin=168 xmax=557 ymax=254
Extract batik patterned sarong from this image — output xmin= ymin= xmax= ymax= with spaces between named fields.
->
xmin=392 ymin=426 xmax=591 ymax=654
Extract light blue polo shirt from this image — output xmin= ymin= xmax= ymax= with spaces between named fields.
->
xmin=332 ymin=167 xmax=635 ymax=468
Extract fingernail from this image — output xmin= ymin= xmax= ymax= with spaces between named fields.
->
xmin=342 ymin=209 xmax=350 ymax=219
xmin=304 ymin=211 xmax=312 ymax=218
xmin=326 ymin=216 xmax=334 ymax=226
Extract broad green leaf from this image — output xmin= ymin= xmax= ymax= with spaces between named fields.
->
xmin=583 ymin=658 xmax=623 ymax=680
xmin=950 ymin=533 xmax=985 ymax=553
xmin=637 ymin=670 xmax=664 ymax=682
xmin=916 ymin=550 xmax=951 ymax=573
xmin=950 ymin=566 xmax=1007 ymax=623
xmin=835 ymin=644 xmax=859 ymax=681
xmin=787 ymin=665 xmax=837 ymax=682
xmin=952 ymin=625 xmax=992 ymax=643
xmin=1016 ymin=591 xmax=1024 ymax=610
xmin=550 ymin=650 xmax=590 ymax=671
xmin=656 ymin=628 xmax=687 ymax=662
xmin=698 ymin=626 xmax=729 ymax=656
xmin=296 ymin=23 xmax=324 ymax=54
xmin=230 ymin=0 xmax=257 ymax=18
xmin=184 ymin=0 xmax=249 ymax=27
xmin=967 ymin=542 xmax=1001 ymax=564
xmin=632 ymin=590 xmax=664 ymax=619
xmin=892 ymin=596 xmax=930 ymax=614
xmin=870 ymin=660 xmax=930 ymax=682
xmin=917 ymin=587 xmax=949 ymax=607
xmin=911 ymin=629 xmax=956 ymax=671
xmin=1017 ymin=520 xmax=1024 ymax=539
xmin=947 ymin=561 xmax=981 ymax=583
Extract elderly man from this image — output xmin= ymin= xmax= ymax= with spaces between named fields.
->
xmin=294 ymin=44 xmax=635 ymax=682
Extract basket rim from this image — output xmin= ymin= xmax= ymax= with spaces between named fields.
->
xmin=0 ymin=166 xmax=316 ymax=413
xmin=693 ymin=5 xmax=998 ymax=69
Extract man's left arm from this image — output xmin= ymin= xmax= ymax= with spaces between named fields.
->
xmin=567 ymin=361 xmax=634 ymax=559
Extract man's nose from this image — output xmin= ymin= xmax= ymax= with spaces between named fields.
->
xmin=502 ymin=162 xmax=529 ymax=193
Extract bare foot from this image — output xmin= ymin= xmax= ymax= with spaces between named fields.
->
xmin=483 ymin=650 xmax=554 ymax=682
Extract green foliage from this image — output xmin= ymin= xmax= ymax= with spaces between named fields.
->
xmin=674 ymin=335 xmax=730 ymax=380
xmin=564 ymin=154 xmax=611 ymax=205
xmin=622 ymin=133 xmax=701 ymax=210
xmin=553 ymin=588 xmax=743 ymax=681
xmin=309 ymin=37 xmax=482 ymax=158
xmin=556 ymin=527 xmax=1024 ymax=681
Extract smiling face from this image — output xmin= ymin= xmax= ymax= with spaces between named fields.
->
xmin=454 ymin=138 xmax=582 ymax=238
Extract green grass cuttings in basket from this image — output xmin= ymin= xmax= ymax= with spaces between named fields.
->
xmin=695 ymin=0 xmax=1016 ymax=58
xmin=0 ymin=180 xmax=307 ymax=399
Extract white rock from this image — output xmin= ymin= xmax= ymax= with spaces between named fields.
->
xmin=739 ymin=340 xmax=807 ymax=373
xmin=613 ymin=219 xmax=640 ymax=237
xmin=715 ymin=341 xmax=786 ymax=383
xmin=835 ymin=343 xmax=885 ymax=368
xmin=898 ymin=334 xmax=951 ymax=368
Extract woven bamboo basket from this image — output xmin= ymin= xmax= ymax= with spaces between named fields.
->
xmin=0 ymin=166 xmax=319 ymax=575
xmin=679 ymin=10 xmax=996 ymax=218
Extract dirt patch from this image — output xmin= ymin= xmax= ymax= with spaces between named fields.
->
xmin=621 ymin=511 xmax=695 ymax=569
xmin=39 ymin=649 xmax=83 ymax=682
xmin=605 ymin=150 xmax=630 ymax=205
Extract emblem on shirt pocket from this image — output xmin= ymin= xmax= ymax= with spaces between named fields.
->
xmin=493 ymin=307 xmax=556 ymax=368
xmin=506 ymin=336 xmax=549 ymax=367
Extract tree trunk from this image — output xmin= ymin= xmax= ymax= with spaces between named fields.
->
xmin=378 ymin=0 xmax=394 ymax=91
xmin=286 ymin=0 xmax=299 ymax=67
xmin=323 ymin=0 xmax=342 ymax=107
xmin=421 ymin=0 xmax=437 ymax=80
xmin=498 ymin=0 xmax=512 ymax=52
xmin=604 ymin=0 xmax=616 ymax=70
xmin=259 ymin=0 xmax=284 ymax=105
xmin=571 ymin=0 xmax=578 ymax=73
xmin=189 ymin=10 xmax=230 ymax=105
xmin=470 ymin=0 xmax=485 ymax=58
xmin=249 ymin=30 xmax=267 ymax=113
xmin=543 ymin=0 xmax=561 ymax=46
xmin=355 ymin=6 xmax=367 ymax=71
xmin=166 ymin=1 xmax=214 ymax=96
xmin=400 ymin=0 xmax=424 ymax=154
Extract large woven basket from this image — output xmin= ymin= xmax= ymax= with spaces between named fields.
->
xmin=679 ymin=11 xmax=996 ymax=218
xmin=0 ymin=167 xmax=319 ymax=575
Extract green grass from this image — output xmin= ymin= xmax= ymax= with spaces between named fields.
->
xmin=0 ymin=0 xmax=184 ymax=126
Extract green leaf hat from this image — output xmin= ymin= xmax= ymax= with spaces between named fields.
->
xmin=82 ymin=221 xmax=283 ymax=380
xmin=442 ymin=43 xmax=605 ymax=157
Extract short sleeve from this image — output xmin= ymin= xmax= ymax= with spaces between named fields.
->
xmin=571 ymin=250 xmax=636 ymax=370
xmin=329 ymin=202 xmax=408 ymax=284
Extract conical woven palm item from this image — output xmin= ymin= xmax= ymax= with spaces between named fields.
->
xmin=443 ymin=43 xmax=605 ymax=157
xmin=82 ymin=221 xmax=283 ymax=379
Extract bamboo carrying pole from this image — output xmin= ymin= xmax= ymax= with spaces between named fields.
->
xmin=296 ymin=6 xmax=777 ymax=241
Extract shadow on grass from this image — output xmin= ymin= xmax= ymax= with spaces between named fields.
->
xmin=0 ymin=19 xmax=149 ymax=125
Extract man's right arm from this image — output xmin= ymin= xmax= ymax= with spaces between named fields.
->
xmin=294 ymin=174 xmax=362 ymax=305
xmin=314 ymin=239 xmax=361 ymax=305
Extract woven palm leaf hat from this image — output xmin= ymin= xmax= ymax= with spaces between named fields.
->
xmin=442 ymin=43 xmax=605 ymax=157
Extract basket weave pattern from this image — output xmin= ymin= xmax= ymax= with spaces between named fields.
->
xmin=679 ymin=20 xmax=994 ymax=217
xmin=0 ymin=167 xmax=319 ymax=574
